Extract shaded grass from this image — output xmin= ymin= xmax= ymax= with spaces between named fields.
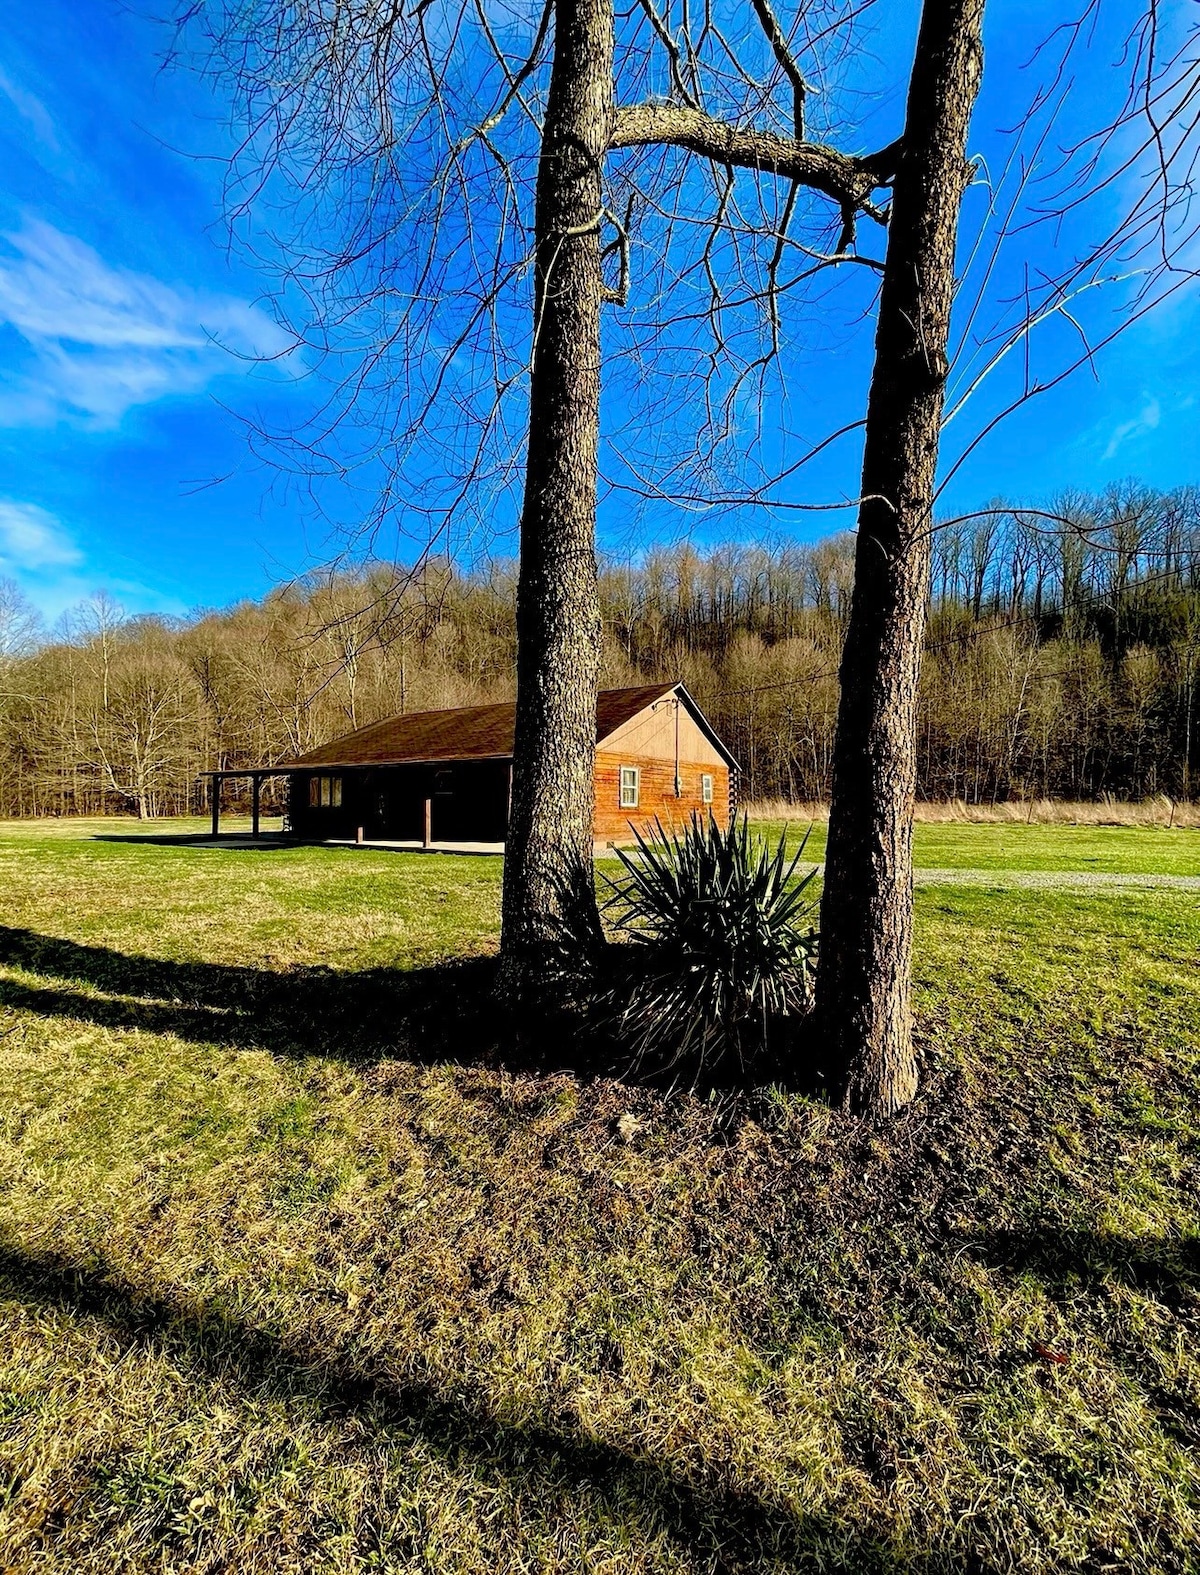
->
xmin=1 ymin=824 xmax=1199 ymax=1571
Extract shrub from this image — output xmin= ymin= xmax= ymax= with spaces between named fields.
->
xmin=601 ymin=813 xmax=818 ymax=1086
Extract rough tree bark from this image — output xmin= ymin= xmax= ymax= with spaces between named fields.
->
xmin=499 ymin=0 xmax=614 ymax=999
xmin=498 ymin=10 xmax=892 ymax=999
xmin=814 ymin=0 xmax=986 ymax=1116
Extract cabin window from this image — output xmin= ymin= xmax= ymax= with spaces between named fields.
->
xmin=308 ymin=774 xmax=343 ymax=808
xmin=619 ymin=765 xmax=640 ymax=809
xmin=434 ymin=769 xmax=454 ymax=797
xmin=701 ymin=773 xmax=714 ymax=805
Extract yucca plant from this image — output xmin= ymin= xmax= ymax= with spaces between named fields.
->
xmin=600 ymin=813 xmax=818 ymax=1085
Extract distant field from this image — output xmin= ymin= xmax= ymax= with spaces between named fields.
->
xmin=11 ymin=811 xmax=1200 ymax=876
xmin=749 ymin=796 xmax=1200 ymax=830
xmin=748 ymin=817 xmax=1200 ymax=878
xmin=1 ymin=819 xmax=1198 ymax=1573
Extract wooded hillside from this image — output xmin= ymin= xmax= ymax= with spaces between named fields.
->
xmin=1 ymin=482 xmax=1197 ymax=816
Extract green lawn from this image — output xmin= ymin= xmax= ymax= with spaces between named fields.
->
xmin=1 ymin=819 xmax=1198 ymax=1573
xmin=753 ymin=819 xmax=1200 ymax=877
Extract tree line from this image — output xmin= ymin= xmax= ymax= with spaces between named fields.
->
xmin=171 ymin=0 xmax=1194 ymax=1111
xmin=1 ymin=483 xmax=1196 ymax=821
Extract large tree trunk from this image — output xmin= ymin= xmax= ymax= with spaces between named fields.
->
xmin=814 ymin=0 xmax=985 ymax=1115
xmin=499 ymin=0 xmax=613 ymax=1000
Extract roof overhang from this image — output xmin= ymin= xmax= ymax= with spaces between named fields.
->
xmin=270 ymin=753 xmax=513 ymax=772
xmin=199 ymin=767 xmax=292 ymax=780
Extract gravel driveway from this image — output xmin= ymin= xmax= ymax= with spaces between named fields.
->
xmin=914 ymin=866 xmax=1200 ymax=891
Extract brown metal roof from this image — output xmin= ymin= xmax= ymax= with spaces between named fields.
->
xmin=278 ymin=683 xmax=689 ymax=769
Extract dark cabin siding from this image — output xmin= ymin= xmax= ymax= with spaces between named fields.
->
xmin=289 ymin=760 xmax=511 ymax=843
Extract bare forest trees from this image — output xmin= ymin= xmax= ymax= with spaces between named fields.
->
xmin=172 ymin=0 xmax=1198 ymax=1105
xmin=3 ymin=497 xmax=1200 ymax=817
xmin=0 ymin=581 xmax=44 ymax=818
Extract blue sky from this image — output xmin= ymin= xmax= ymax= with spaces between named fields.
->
xmin=0 ymin=0 xmax=1195 ymax=622
xmin=0 ymin=0 xmax=304 ymax=620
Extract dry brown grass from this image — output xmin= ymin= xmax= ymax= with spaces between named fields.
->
xmin=745 ymin=795 xmax=1200 ymax=828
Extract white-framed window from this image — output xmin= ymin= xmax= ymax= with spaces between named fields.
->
xmin=701 ymin=773 xmax=714 ymax=805
xmin=619 ymin=765 xmax=640 ymax=809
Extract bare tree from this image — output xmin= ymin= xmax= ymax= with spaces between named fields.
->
xmin=0 ymin=579 xmax=43 ymax=667
xmin=754 ymin=0 xmax=1200 ymax=1113
xmin=498 ymin=0 xmax=615 ymax=988
xmin=502 ymin=0 xmax=897 ymax=992
xmin=813 ymin=0 xmax=985 ymax=1114
xmin=172 ymin=0 xmax=897 ymax=1000
xmin=0 ymin=580 xmax=44 ymax=816
xmin=173 ymin=0 xmax=1198 ymax=1098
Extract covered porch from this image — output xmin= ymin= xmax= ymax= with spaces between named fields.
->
xmin=201 ymin=770 xmax=290 ymax=839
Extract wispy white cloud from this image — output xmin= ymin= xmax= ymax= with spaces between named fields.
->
xmin=0 ymin=69 xmax=58 ymax=151
xmin=0 ymin=498 xmax=82 ymax=571
xmin=1102 ymin=396 xmax=1161 ymax=461
xmin=0 ymin=497 xmax=185 ymax=620
xmin=0 ymin=219 xmax=295 ymax=428
xmin=0 ymin=499 xmax=90 ymax=620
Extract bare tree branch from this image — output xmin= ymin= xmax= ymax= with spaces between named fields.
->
xmin=610 ymin=102 xmax=894 ymax=218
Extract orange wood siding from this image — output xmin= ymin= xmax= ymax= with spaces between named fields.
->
xmin=592 ymin=751 xmax=730 ymax=842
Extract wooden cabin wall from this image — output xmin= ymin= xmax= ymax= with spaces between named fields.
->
xmin=600 ymin=701 xmax=728 ymax=766
xmin=289 ymin=755 xmax=729 ymax=844
xmin=593 ymin=753 xmax=730 ymax=843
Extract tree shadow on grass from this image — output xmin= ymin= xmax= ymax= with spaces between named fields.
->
xmin=967 ymin=1225 xmax=1200 ymax=1451
xmin=971 ymin=1225 xmax=1200 ymax=1311
xmin=0 ymin=1238 xmax=996 ymax=1574
xmin=90 ymin=833 xmax=504 ymax=856
xmin=0 ymin=923 xmax=507 ymax=1068
xmin=0 ymin=925 xmax=776 ymax=1091
xmin=91 ymin=832 xmax=301 ymax=851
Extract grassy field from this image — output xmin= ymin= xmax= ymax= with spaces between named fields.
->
xmin=1 ymin=818 xmax=1198 ymax=1572
xmin=753 ymin=820 xmax=1200 ymax=877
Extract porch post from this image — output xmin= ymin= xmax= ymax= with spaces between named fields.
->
xmin=251 ymin=774 xmax=261 ymax=838
xmin=211 ymin=776 xmax=220 ymax=839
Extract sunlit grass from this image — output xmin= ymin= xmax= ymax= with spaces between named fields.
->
xmin=750 ymin=818 xmax=1200 ymax=877
xmin=1 ymin=820 xmax=1198 ymax=1571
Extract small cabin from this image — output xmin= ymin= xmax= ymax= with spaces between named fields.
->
xmin=275 ymin=682 xmax=735 ymax=846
